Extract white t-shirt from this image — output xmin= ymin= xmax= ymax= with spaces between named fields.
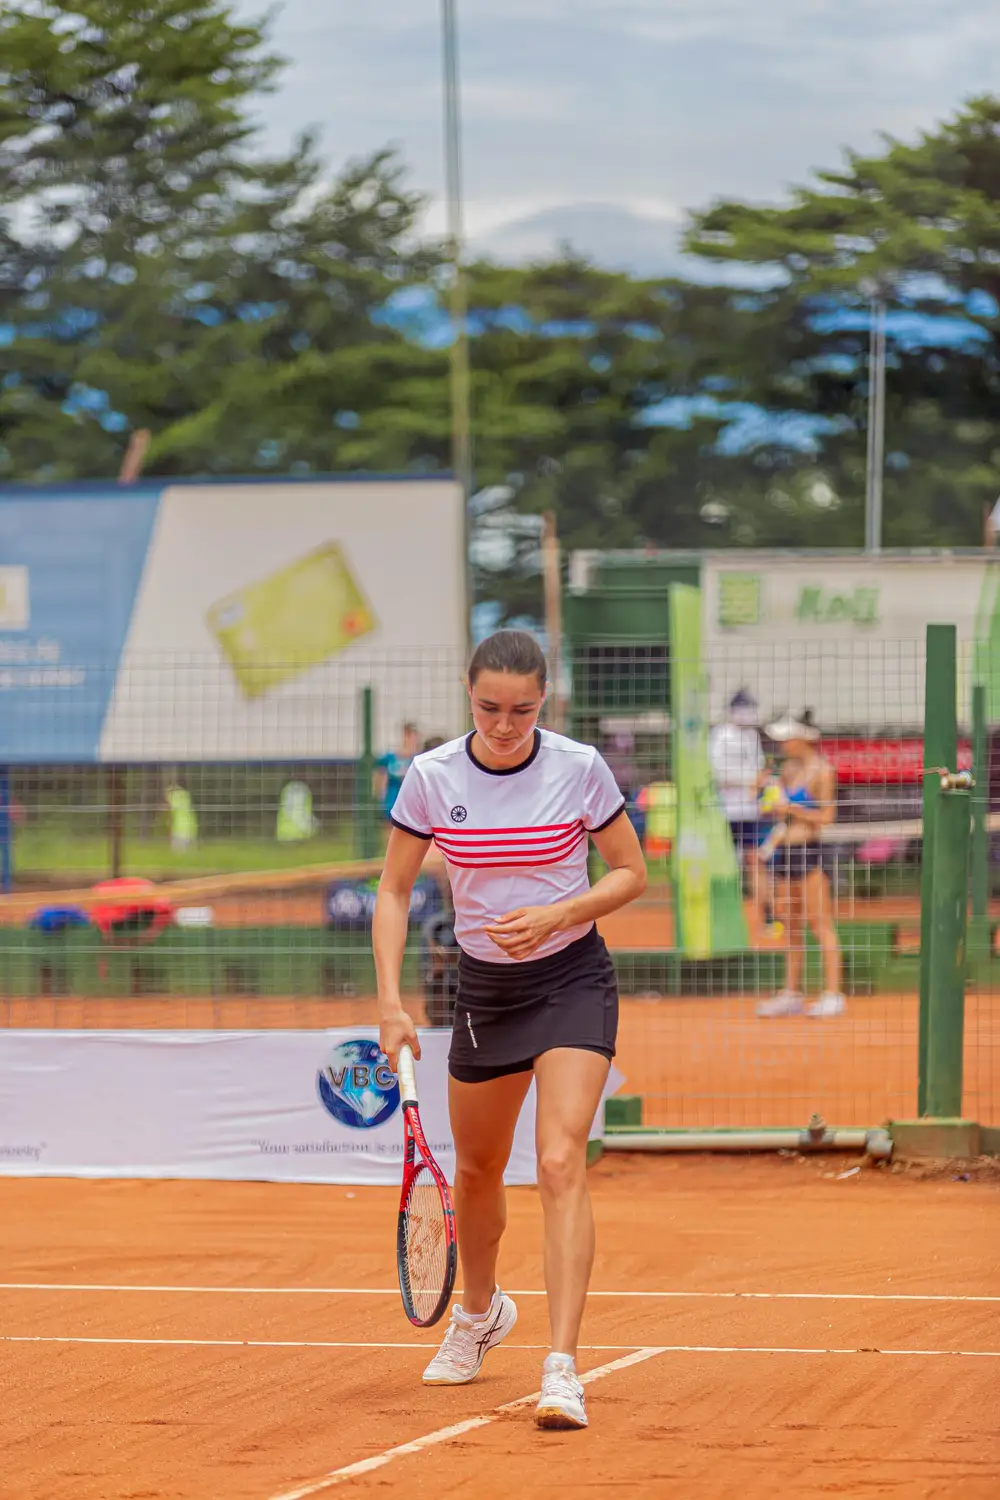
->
xmin=708 ymin=721 xmax=765 ymax=822
xmin=391 ymin=729 xmax=626 ymax=963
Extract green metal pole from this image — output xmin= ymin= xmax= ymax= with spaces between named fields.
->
xmin=923 ymin=785 xmax=970 ymax=1118
xmin=970 ymin=682 xmax=990 ymax=962
xmin=918 ymin=625 xmax=957 ymax=1115
xmin=356 ymin=685 xmax=378 ymax=860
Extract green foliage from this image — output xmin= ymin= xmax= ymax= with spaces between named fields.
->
xmin=3 ymin=11 xmax=999 ymax=620
xmin=684 ymin=96 xmax=1000 ymax=557
xmin=0 ymin=0 xmax=441 ymax=480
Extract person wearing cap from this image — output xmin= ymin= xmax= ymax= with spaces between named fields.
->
xmin=709 ymin=690 xmax=773 ymax=926
xmin=755 ymin=711 xmax=844 ymax=1019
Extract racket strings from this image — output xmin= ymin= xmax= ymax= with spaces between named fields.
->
xmin=402 ymin=1167 xmax=450 ymax=1324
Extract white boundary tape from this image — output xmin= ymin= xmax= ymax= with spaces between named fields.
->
xmin=266 ymin=1348 xmax=667 ymax=1500
xmin=2 ymin=1335 xmax=996 ymax=1358
xmin=1 ymin=1282 xmax=997 ymax=1304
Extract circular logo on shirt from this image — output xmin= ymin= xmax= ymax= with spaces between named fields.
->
xmin=450 ymin=805 xmax=468 ymax=824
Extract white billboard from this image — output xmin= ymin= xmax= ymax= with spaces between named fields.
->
xmin=95 ymin=479 xmax=467 ymax=760
xmin=703 ymin=553 xmax=1000 ymax=731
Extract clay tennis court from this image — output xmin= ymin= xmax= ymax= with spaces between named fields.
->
xmin=1 ymin=1155 xmax=997 ymax=1500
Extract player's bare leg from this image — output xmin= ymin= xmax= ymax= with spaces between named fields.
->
xmin=531 ymin=1046 xmax=610 ymax=1428
xmin=450 ymin=1068 xmax=532 ymax=1311
xmin=422 ymin=1069 xmax=530 ymax=1385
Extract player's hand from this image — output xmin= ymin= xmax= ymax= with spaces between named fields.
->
xmin=380 ymin=1009 xmax=420 ymax=1071
xmin=485 ymin=905 xmax=564 ymax=961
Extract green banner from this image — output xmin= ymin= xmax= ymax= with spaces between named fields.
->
xmin=670 ymin=584 xmax=749 ymax=958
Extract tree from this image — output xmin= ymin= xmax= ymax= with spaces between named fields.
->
xmin=684 ymin=97 xmax=1000 ymax=549
xmin=0 ymin=0 xmax=441 ymax=480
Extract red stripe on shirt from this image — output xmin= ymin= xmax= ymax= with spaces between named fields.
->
xmin=433 ymin=822 xmax=582 ymax=850
xmin=438 ymin=833 xmax=588 ymax=869
xmin=433 ymin=825 xmax=584 ymax=859
xmin=428 ymin=828 xmax=578 ymax=840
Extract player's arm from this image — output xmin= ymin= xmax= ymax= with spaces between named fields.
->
xmin=568 ymin=810 xmax=647 ymax=920
xmin=374 ymin=826 xmax=429 ymax=1065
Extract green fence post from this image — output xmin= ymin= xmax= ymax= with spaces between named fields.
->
xmin=918 ymin=625 xmax=957 ymax=1115
xmin=356 ymin=685 xmax=379 ymax=860
xmin=923 ymin=783 xmax=970 ymax=1118
xmin=970 ymin=682 xmax=990 ymax=963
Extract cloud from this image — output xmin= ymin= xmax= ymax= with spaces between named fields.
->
xmin=236 ymin=0 xmax=1000 ymax=270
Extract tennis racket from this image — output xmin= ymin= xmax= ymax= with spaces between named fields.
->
xmin=396 ymin=1043 xmax=457 ymax=1327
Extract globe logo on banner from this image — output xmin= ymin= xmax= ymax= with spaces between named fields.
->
xmin=316 ymin=1039 xmax=400 ymax=1130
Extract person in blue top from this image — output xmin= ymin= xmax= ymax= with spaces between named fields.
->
xmin=755 ymin=711 xmax=844 ymax=1019
xmin=375 ymin=723 xmax=420 ymax=818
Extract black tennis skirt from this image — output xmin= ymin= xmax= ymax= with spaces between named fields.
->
xmin=448 ymin=924 xmax=619 ymax=1084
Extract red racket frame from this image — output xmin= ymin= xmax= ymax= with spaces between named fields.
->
xmin=396 ymin=1048 xmax=457 ymax=1328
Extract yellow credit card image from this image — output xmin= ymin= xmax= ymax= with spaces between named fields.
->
xmin=206 ymin=542 xmax=377 ymax=698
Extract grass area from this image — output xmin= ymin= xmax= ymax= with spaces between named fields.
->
xmin=11 ymin=828 xmax=362 ymax=884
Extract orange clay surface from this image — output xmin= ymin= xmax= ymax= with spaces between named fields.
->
xmin=0 ymin=1156 xmax=997 ymax=1500
xmin=3 ymin=990 xmax=997 ymax=1131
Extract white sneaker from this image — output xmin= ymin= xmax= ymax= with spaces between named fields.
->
xmin=535 ymin=1353 xmax=587 ymax=1430
xmin=421 ymin=1288 xmax=517 ymax=1385
xmin=806 ymin=992 xmax=847 ymax=1018
xmin=756 ymin=990 xmax=804 ymax=1018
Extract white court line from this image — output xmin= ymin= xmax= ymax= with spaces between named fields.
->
xmin=3 ymin=1335 xmax=997 ymax=1359
xmin=267 ymin=1347 xmax=666 ymax=1500
xmin=1 ymin=1282 xmax=998 ymax=1304
xmin=0 ymin=1337 xmax=636 ymax=1351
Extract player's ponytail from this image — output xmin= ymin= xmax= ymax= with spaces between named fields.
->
xmin=468 ymin=630 xmax=547 ymax=691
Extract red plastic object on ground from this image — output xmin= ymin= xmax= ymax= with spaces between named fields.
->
xmin=90 ymin=878 xmax=173 ymax=941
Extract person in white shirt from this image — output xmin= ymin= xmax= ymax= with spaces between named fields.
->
xmin=710 ymin=687 xmax=766 ymax=845
xmin=709 ymin=688 xmax=772 ymax=927
xmin=374 ymin=630 xmax=646 ymax=1432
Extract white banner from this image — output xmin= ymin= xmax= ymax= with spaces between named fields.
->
xmin=703 ymin=553 xmax=1000 ymax=729
xmin=100 ymin=479 xmax=467 ymax=760
xmin=0 ymin=1030 xmax=620 ymax=1186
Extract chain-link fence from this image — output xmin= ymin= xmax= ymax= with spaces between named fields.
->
xmin=0 ymin=640 xmax=996 ymax=1134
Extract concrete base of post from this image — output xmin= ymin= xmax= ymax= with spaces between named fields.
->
xmin=890 ymin=1119 xmax=981 ymax=1159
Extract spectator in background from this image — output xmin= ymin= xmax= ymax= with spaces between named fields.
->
xmin=375 ymin=722 xmax=420 ymax=820
xmin=709 ymin=689 xmax=775 ymax=930
xmin=710 ymin=689 xmax=765 ymax=853
xmin=422 ymin=735 xmax=446 ymax=753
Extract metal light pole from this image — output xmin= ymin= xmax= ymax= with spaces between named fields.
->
xmin=441 ymin=0 xmax=473 ymax=627
xmin=862 ymin=284 xmax=887 ymax=554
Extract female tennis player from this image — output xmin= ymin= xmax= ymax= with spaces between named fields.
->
xmin=373 ymin=630 xmax=646 ymax=1430
xmin=755 ymin=711 xmax=844 ymax=1018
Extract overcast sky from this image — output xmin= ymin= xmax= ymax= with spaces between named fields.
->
xmin=235 ymin=0 xmax=1000 ymax=272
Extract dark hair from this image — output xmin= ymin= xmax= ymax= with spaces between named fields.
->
xmin=422 ymin=735 xmax=445 ymax=752
xmin=468 ymin=630 xmax=547 ymax=691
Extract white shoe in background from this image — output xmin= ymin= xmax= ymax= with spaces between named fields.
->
xmin=421 ymin=1288 xmax=517 ymax=1385
xmin=535 ymin=1353 xmax=588 ymax=1429
xmin=756 ymin=990 xmax=804 ymax=1018
xmin=806 ymin=992 xmax=847 ymax=1018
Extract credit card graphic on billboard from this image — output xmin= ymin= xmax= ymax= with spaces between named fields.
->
xmin=205 ymin=542 xmax=377 ymax=698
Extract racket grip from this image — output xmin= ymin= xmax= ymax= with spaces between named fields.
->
xmin=397 ymin=1044 xmax=418 ymax=1106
